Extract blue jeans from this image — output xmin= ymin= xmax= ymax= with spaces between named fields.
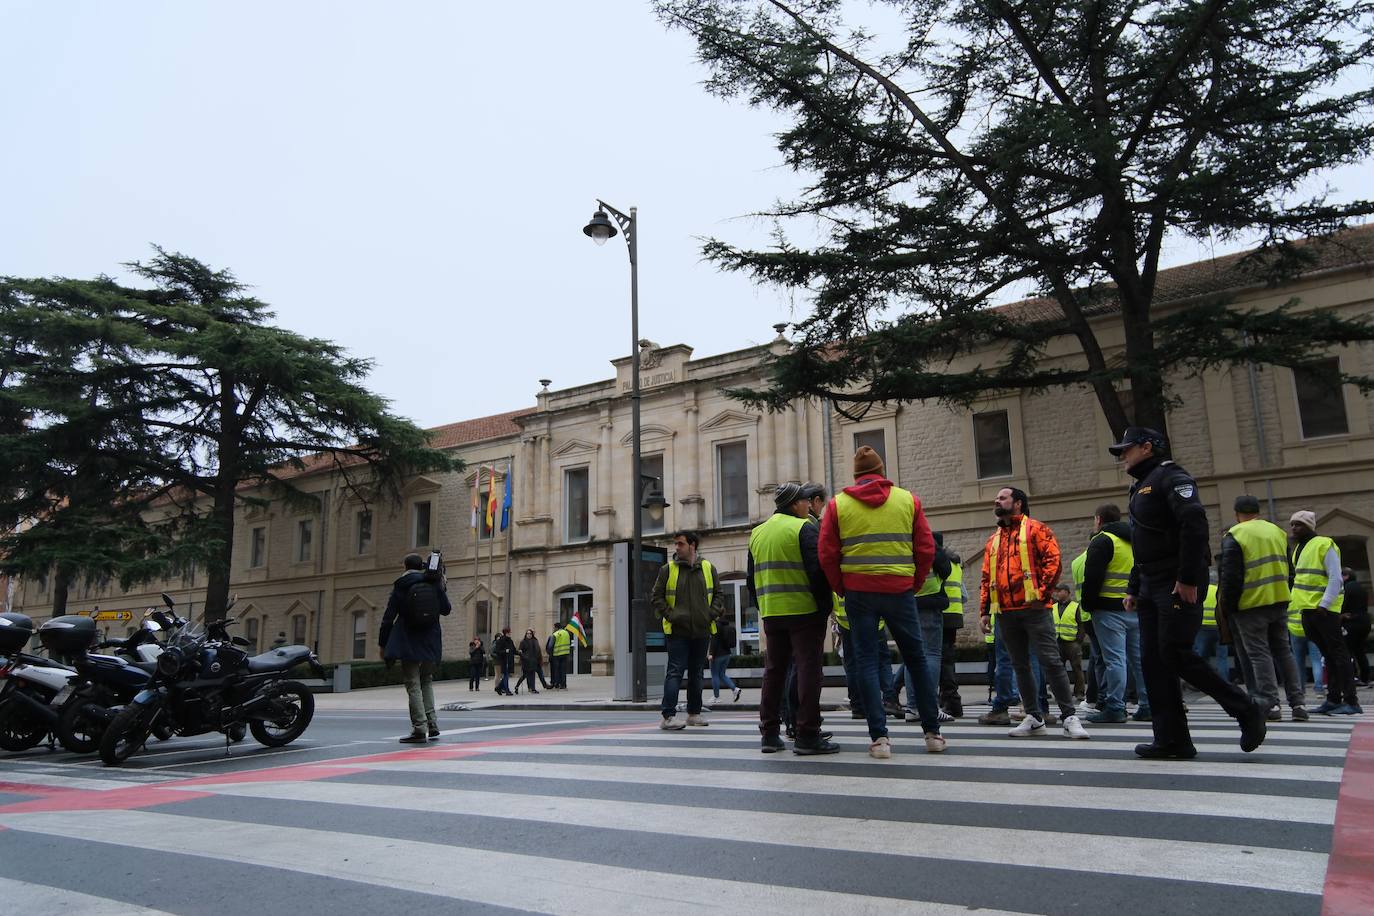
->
xmin=847 ymin=591 xmax=941 ymax=740
xmin=1193 ymin=626 xmax=1230 ymax=680
xmin=710 ymin=654 xmax=736 ymax=698
xmin=1094 ymin=609 xmax=1149 ymax=713
xmin=661 ymin=635 xmax=709 ymax=718
xmin=991 ymin=618 xmax=1020 ymax=709
xmin=1291 ymin=634 xmax=1325 ymax=689
xmin=904 ymin=608 xmax=944 ymax=707
xmin=841 ymin=627 xmax=895 ymax=714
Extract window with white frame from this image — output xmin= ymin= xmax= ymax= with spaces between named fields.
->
xmin=973 ymin=410 xmax=1014 ymax=479
xmin=412 ymin=501 xmax=432 ymax=548
xmin=356 ymin=509 xmax=373 ymax=555
xmin=245 ymin=617 xmax=260 ymax=654
xmin=717 ymin=441 xmax=749 ymax=526
xmin=352 ymin=611 xmax=368 ymax=659
xmin=853 ymin=429 xmax=887 ymax=468
xmin=1294 ymin=358 xmax=1350 ymax=439
xmin=564 ymin=467 xmax=590 ymax=542
xmin=292 ymin=614 xmax=307 ymax=646
xmin=297 ymin=518 xmax=313 ymax=562
xmin=249 ymin=527 xmax=267 ymax=568
xmin=720 ymin=578 xmax=759 ymax=654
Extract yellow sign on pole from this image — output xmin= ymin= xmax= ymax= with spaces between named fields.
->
xmin=93 ymin=611 xmax=132 ymax=623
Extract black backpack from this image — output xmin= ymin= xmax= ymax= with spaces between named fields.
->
xmin=403 ymin=579 xmax=442 ymax=628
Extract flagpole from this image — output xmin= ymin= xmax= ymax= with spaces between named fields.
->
xmin=486 ymin=464 xmax=496 ymax=638
xmin=503 ymin=457 xmax=515 ymax=633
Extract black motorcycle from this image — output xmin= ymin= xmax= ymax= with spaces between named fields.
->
xmin=99 ymin=605 xmax=324 ymax=766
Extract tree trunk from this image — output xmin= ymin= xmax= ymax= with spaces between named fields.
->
xmin=203 ymin=479 xmax=237 ymax=621
xmin=50 ymin=567 xmax=71 ymax=617
xmin=1121 ymin=305 xmax=1171 ymax=439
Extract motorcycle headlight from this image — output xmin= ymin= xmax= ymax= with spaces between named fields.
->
xmin=156 ymin=648 xmax=184 ymax=677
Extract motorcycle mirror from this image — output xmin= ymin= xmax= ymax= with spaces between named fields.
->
xmin=231 ymin=635 xmax=250 ymax=647
xmin=161 ymin=593 xmax=176 ymax=609
xmin=142 ymin=619 xmax=162 ymax=633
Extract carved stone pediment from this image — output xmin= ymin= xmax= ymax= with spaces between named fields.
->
xmin=619 ymin=424 xmax=676 ymax=447
xmin=552 ymin=438 xmax=599 ymax=458
xmin=700 ymin=409 xmax=760 ymax=432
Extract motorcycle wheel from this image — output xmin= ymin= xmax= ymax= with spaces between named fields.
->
xmin=99 ymin=703 xmax=155 ymax=766
xmin=0 ymin=699 xmax=49 ymax=752
xmin=249 ymin=681 xmax=314 ymax=747
xmin=56 ymin=697 xmax=106 ymax=754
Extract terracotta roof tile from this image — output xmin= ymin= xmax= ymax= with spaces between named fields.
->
xmin=423 ymin=408 xmax=535 ymax=449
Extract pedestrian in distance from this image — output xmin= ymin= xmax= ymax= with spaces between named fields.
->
xmin=1218 ymin=495 xmax=1308 ymax=722
xmin=1342 ymin=567 xmax=1370 ymax=686
xmin=979 ymin=487 xmax=1090 ymax=740
xmin=550 ymin=624 xmax=572 ymax=689
xmin=1050 ymin=585 xmax=1087 ymax=704
xmin=908 ymin=532 xmax=953 ymax=725
xmin=1288 ymin=511 xmax=1362 ymax=714
xmin=818 ymin=446 xmax=947 ymax=758
xmin=938 ymin=548 xmax=966 ymax=719
xmin=379 ymin=552 xmax=451 ymax=743
xmin=652 ymin=530 xmax=725 ymax=729
xmin=709 ymin=615 xmax=742 ymax=703
xmin=750 ymin=483 xmax=839 ymax=755
xmin=1112 ymin=427 xmax=1268 ymax=759
xmin=468 ymin=637 xmax=486 ymax=691
xmin=515 ymin=628 xmax=542 ymax=694
xmin=492 ymin=627 xmax=517 ymax=696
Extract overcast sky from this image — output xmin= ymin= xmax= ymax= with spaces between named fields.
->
xmin=4 ymin=1 xmax=1370 ymax=431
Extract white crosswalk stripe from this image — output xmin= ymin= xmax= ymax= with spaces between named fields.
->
xmin=0 ymin=701 xmax=1361 ymax=914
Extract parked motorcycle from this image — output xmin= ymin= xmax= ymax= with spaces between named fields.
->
xmin=0 ymin=613 xmax=76 ymax=752
xmin=99 ymin=602 xmax=323 ymax=766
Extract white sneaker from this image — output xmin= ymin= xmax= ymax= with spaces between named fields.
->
xmin=923 ymin=732 xmax=947 ymax=754
xmin=1008 ymin=715 xmax=1046 ymax=737
xmin=904 ymin=707 xmax=920 ymax=722
xmin=1076 ymin=700 xmax=1094 ymax=714
xmin=1062 ymin=715 xmax=1090 ymax=739
xmin=869 ymin=737 xmax=892 ymax=759
xmin=733 ymin=687 xmax=742 ymax=703
xmin=686 ymin=714 xmax=709 ymax=727
xmin=660 ymin=716 xmax=686 ymax=731
xmin=937 ymin=709 xmax=955 ymax=723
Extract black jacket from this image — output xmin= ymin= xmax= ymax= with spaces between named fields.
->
xmin=518 ymin=636 xmax=542 ymax=673
xmin=1344 ymin=577 xmax=1369 ymax=619
xmin=1081 ymin=521 xmax=1132 ymax=615
xmin=492 ymin=634 xmax=517 ymax=669
xmin=379 ymin=571 xmax=451 ymax=663
xmin=1127 ymin=456 xmax=1210 ymax=592
xmin=710 ymin=620 xmax=737 ymax=657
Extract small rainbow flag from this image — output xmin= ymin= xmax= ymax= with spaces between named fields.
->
xmin=566 ymin=613 xmax=588 ymax=647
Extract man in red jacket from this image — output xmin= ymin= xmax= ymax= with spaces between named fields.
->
xmin=819 ymin=447 xmax=946 ymax=758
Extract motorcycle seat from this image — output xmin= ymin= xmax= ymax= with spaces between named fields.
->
xmin=246 ymin=645 xmax=310 ymax=674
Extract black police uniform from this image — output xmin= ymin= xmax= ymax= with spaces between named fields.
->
xmin=1126 ymin=452 xmax=1265 ymax=756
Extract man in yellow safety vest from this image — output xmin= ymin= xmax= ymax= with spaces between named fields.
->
xmin=1218 ymin=495 xmax=1308 ymax=721
xmin=1080 ymin=503 xmax=1148 ymax=725
xmin=1288 ymin=511 xmax=1361 ymax=714
xmin=651 ymin=530 xmax=726 ymax=730
xmin=1051 ymin=585 xmax=1086 ymax=703
xmin=749 ymin=483 xmax=839 ymax=754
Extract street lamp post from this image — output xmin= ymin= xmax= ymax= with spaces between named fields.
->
xmin=583 ymin=200 xmax=649 ymax=702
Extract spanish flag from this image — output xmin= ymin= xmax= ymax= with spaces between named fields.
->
xmin=567 ymin=613 xmax=589 ymax=647
xmin=485 ymin=466 xmax=499 ymax=531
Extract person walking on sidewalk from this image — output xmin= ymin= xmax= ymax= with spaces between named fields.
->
xmin=652 ymin=530 xmax=725 ymax=730
xmin=818 ymin=446 xmax=947 ymax=758
xmin=379 ymin=553 xmax=451 ymax=743
xmin=492 ymin=627 xmax=517 ymax=696
xmin=1343 ymin=568 xmax=1370 ymax=686
xmin=468 ymin=638 xmax=486 ymax=691
xmin=710 ymin=616 xmax=742 ymax=703
xmin=1080 ymin=504 xmax=1148 ymax=724
xmin=1289 ymin=511 xmax=1362 ymax=714
xmin=979 ymin=488 xmax=1089 ymax=740
xmin=1113 ymin=427 xmax=1268 ymax=759
xmin=1219 ymin=496 xmax=1307 ymax=722
xmin=515 ymin=629 xmax=543 ymax=694
xmin=751 ymin=483 xmax=840 ymax=755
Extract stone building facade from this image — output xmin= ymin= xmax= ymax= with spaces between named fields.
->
xmin=9 ymin=232 xmax=1374 ymax=666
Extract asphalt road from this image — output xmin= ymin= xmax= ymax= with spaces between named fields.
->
xmin=0 ymin=701 xmax=1364 ymax=915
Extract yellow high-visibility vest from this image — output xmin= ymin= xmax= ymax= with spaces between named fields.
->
xmin=833 ymin=594 xmax=885 ymax=632
xmin=1099 ymin=531 xmax=1133 ymax=600
xmin=663 ymin=559 xmax=717 ymax=635
xmin=1228 ymin=519 xmax=1291 ymax=610
xmin=552 ymin=627 xmax=571 ymax=656
xmin=748 ymin=514 xmax=819 ymax=618
xmin=1071 ymin=550 xmax=1089 ymax=622
xmin=1202 ymin=584 xmax=1219 ymax=628
xmin=835 ymin=489 xmax=916 ymax=579
xmin=987 ymin=517 xmax=1038 ymax=613
xmin=1053 ymin=601 xmax=1081 ymax=641
xmin=943 ymin=562 xmax=964 ymax=619
xmin=1290 ymin=537 xmax=1342 ymax=614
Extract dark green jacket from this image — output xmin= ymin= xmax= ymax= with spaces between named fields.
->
xmin=651 ymin=558 xmax=726 ymax=639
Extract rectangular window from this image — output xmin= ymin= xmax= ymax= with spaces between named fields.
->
xmin=478 ymin=488 xmax=494 ymax=541
xmin=292 ymin=614 xmax=307 ymax=646
xmin=973 ymin=411 xmax=1014 ymax=479
xmin=245 ymin=617 xmax=260 ymax=654
xmin=717 ymin=441 xmax=749 ymax=525
xmin=564 ymin=467 xmax=590 ymax=542
xmin=352 ymin=611 xmax=367 ymax=660
xmin=640 ymin=453 xmax=665 ymax=535
xmin=853 ymin=429 xmax=887 ymax=469
xmin=250 ymin=527 xmax=267 ymax=568
xmin=412 ymin=501 xmax=432 ymax=548
xmin=297 ymin=518 xmax=313 ymax=562
xmin=1294 ymin=358 xmax=1349 ymax=439
xmin=356 ymin=510 xmax=373 ymax=555
xmin=474 ymin=600 xmax=490 ymax=641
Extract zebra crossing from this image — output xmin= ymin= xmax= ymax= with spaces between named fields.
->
xmin=0 ymin=703 xmax=1363 ymax=915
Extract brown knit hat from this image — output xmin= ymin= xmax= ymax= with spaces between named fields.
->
xmin=853 ymin=446 xmax=885 ymax=478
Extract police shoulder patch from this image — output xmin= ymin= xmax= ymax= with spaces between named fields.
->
xmin=1173 ymin=483 xmax=1195 ymax=499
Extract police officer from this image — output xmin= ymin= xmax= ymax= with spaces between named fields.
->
xmin=1112 ymin=426 xmax=1268 ymax=759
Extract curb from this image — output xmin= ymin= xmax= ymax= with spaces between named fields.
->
xmin=441 ymin=702 xmax=850 ymax=713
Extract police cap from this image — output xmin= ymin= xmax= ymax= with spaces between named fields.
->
xmin=1107 ymin=426 xmax=1168 ymax=457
